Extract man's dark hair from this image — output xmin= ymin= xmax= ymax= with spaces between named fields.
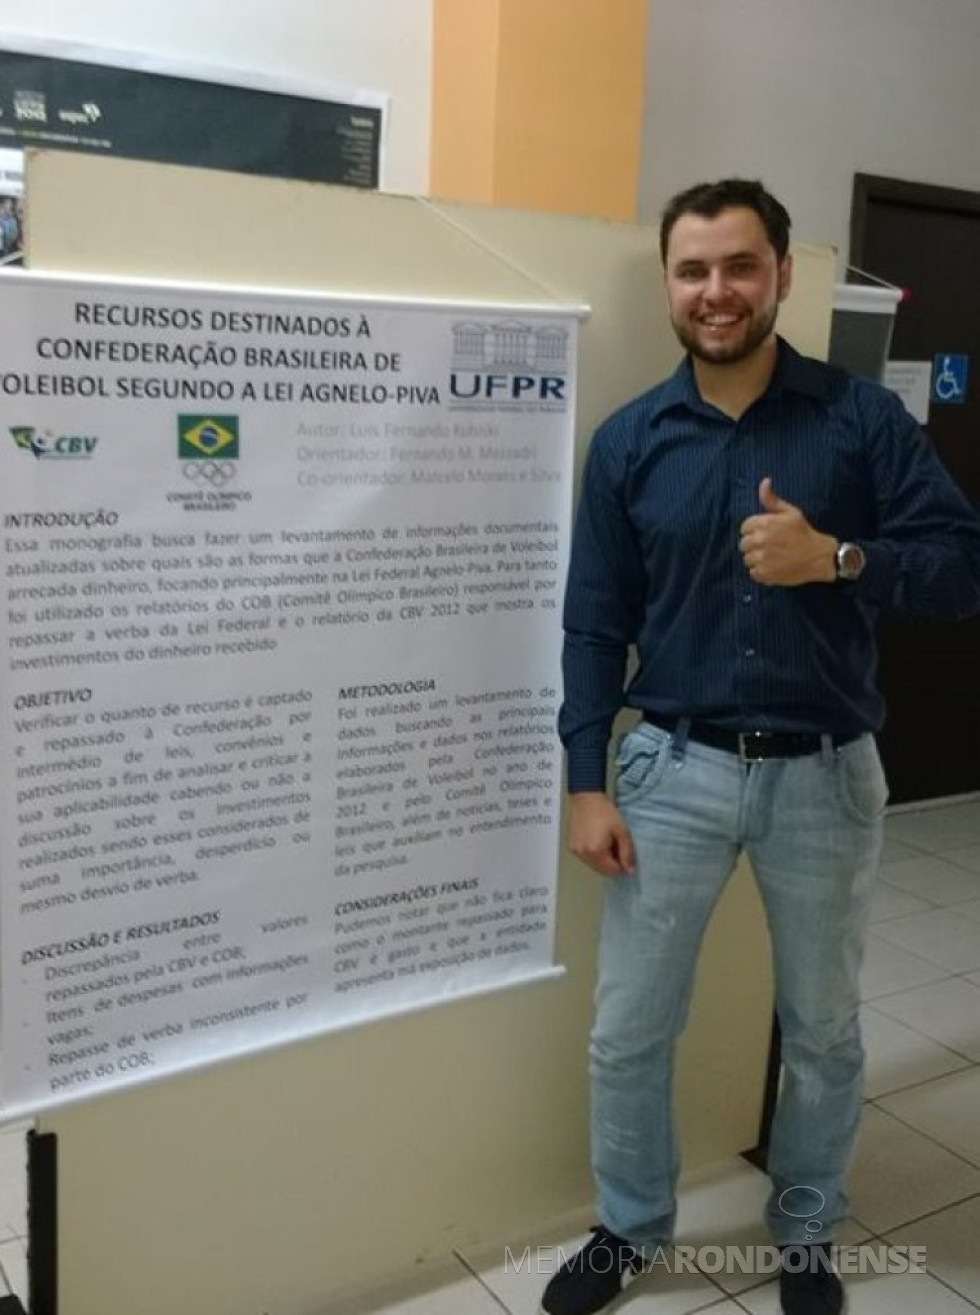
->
xmin=659 ymin=179 xmax=791 ymax=264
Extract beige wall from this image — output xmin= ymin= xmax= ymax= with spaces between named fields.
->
xmin=22 ymin=148 xmax=833 ymax=1315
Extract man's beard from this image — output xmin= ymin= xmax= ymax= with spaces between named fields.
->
xmin=671 ymin=301 xmax=778 ymax=365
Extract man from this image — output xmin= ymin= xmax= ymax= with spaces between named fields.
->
xmin=545 ymin=178 xmax=980 ymax=1315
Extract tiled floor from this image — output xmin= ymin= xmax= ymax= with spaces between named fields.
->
xmin=2 ymin=800 xmax=979 ymax=1313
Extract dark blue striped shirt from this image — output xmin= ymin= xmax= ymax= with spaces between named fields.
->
xmin=560 ymin=339 xmax=980 ymax=792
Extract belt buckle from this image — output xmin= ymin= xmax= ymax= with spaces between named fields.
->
xmin=738 ymin=731 xmax=768 ymax=764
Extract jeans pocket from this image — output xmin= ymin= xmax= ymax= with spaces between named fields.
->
xmin=834 ymin=737 xmax=889 ymax=826
xmin=614 ymin=725 xmax=672 ymax=802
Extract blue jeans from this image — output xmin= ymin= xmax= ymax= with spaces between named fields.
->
xmin=590 ymin=720 xmax=886 ymax=1248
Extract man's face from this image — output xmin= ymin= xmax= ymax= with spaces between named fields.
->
xmin=663 ymin=206 xmax=792 ymax=366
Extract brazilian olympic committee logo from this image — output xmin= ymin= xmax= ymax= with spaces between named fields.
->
xmin=178 ymin=414 xmax=239 ymax=487
xmin=171 ymin=414 xmax=250 ymax=512
xmin=10 ymin=425 xmax=98 ymax=460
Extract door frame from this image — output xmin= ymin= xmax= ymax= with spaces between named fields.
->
xmin=850 ymin=172 xmax=980 ymax=269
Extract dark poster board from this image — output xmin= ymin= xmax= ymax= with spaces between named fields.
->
xmin=0 ymin=44 xmax=383 ymax=189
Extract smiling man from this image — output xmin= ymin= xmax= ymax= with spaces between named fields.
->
xmin=545 ymin=179 xmax=980 ymax=1315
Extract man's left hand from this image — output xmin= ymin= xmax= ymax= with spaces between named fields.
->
xmin=739 ymin=477 xmax=838 ymax=586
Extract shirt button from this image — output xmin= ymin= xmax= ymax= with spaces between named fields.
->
xmin=745 ymin=647 xmax=756 ymax=657
xmin=742 ymin=592 xmax=752 ymax=604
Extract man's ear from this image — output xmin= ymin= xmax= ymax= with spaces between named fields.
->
xmin=777 ymin=253 xmax=793 ymax=303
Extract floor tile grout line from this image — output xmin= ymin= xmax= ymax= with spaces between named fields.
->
xmin=923 ymin=1266 xmax=980 ymax=1312
xmin=699 ymin=1267 xmax=751 ymax=1304
xmin=688 ymin=1292 xmax=753 ymax=1313
xmin=871 ymin=898 xmax=980 ymax=928
xmin=862 ymin=998 xmax=978 ymax=1060
xmin=931 ymin=856 xmax=980 ymax=878
xmin=880 ymin=1188 xmax=980 ymax=1233
xmin=451 ymin=1248 xmax=517 ymax=1315
xmin=865 ymin=923 xmax=980 ymax=978
xmin=871 ymin=884 xmax=980 ymax=919
xmin=882 ymin=836 xmax=980 ymax=857
xmin=862 ymin=994 xmax=980 ymax=1064
xmin=867 ymin=1086 xmax=980 ymax=1172
xmin=870 ymin=902 xmax=944 ymax=923
xmin=863 ymin=1063 xmax=976 ymax=1104
xmin=871 ymin=1188 xmax=980 ymax=1237
xmin=866 ymin=965 xmax=980 ymax=999
xmin=861 ymin=965 xmax=959 ymax=1008
xmin=857 ymin=994 xmax=973 ymax=1046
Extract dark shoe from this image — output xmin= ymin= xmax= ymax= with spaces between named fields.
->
xmin=779 ymin=1245 xmax=843 ymax=1315
xmin=541 ymin=1225 xmax=647 ymax=1315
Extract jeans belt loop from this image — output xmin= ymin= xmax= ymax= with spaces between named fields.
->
xmin=820 ymin=732 xmax=836 ymax=766
xmin=671 ymin=716 xmax=691 ymax=764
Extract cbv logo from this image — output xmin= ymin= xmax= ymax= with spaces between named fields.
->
xmin=10 ymin=427 xmax=98 ymax=459
xmin=450 ymin=372 xmax=566 ymax=401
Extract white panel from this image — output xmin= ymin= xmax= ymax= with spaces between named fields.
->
xmin=18 ymin=150 xmax=834 ymax=1315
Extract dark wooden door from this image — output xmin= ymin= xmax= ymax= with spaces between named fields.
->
xmin=850 ymin=174 xmax=980 ymax=803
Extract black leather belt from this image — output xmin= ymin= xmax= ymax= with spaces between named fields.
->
xmin=642 ymin=712 xmax=859 ymax=763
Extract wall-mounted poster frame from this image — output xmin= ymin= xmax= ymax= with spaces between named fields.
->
xmin=0 ymin=267 xmax=578 ymax=1123
xmin=0 ymin=31 xmax=388 ymax=268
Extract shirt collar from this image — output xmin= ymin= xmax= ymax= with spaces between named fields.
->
xmin=647 ymin=336 xmax=830 ymax=424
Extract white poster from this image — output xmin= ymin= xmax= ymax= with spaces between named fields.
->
xmin=0 ymin=272 xmax=576 ymax=1118
xmin=883 ymin=360 xmax=932 ymax=424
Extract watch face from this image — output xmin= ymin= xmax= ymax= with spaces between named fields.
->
xmin=837 ymin=543 xmax=865 ymax=580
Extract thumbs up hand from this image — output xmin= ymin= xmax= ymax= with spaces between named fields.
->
xmin=739 ymin=477 xmax=838 ymax=586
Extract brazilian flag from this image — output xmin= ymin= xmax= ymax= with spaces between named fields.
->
xmin=178 ymin=415 xmax=239 ymax=460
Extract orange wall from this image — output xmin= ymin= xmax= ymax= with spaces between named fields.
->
xmin=431 ymin=0 xmax=648 ymax=221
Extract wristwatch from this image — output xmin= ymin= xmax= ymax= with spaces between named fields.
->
xmin=835 ymin=541 xmax=866 ymax=582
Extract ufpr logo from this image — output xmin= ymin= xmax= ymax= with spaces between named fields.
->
xmin=449 ymin=372 xmax=566 ymax=402
xmin=448 ymin=319 xmax=569 ymax=408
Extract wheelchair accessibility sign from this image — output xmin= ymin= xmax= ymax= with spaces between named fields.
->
xmin=932 ymin=354 xmax=969 ymax=405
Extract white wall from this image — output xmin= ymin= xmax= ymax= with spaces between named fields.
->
xmin=11 ymin=0 xmax=980 ymax=256
xmin=0 ymin=0 xmax=433 ymax=195
xmin=639 ymin=0 xmax=980 ymax=269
